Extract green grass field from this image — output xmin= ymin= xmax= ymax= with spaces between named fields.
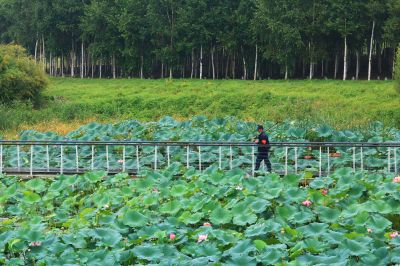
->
xmin=1 ymin=78 xmax=399 ymax=138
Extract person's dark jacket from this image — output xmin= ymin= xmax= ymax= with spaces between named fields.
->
xmin=258 ymin=131 xmax=270 ymax=152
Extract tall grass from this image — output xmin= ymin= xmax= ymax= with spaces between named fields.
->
xmin=1 ymin=78 xmax=399 ymax=138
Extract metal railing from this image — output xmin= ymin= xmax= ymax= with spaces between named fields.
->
xmin=0 ymin=140 xmax=399 ymax=176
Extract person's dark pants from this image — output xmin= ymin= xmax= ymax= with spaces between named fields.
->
xmin=255 ymin=151 xmax=272 ymax=172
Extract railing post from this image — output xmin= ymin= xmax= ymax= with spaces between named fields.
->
xmin=198 ymin=146 xmax=202 ymax=171
xmin=123 ymin=145 xmax=126 ymax=172
xmin=186 ymin=146 xmax=190 ymax=169
xmin=167 ymin=146 xmax=170 ymax=167
xmin=47 ymin=145 xmax=50 ymax=172
xmin=91 ymin=145 xmax=95 ymax=171
xmin=75 ymin=145 xmax=79 ymax=173
xmin=294 ymin=147 xmax=298 ymax=174
xmin=106 ymin=145 xmax=109 ymax=172
xmin=17 ymin=145 xmax=20 ymax=170
xmin=352 ymin=147 xmax=356 ymax=173
xmin=219 ymin=146 xmax=222 ymax=170
xmin=319 ymin=146 xmax=322 ymax=178
xmin=154 ymin=146 xmax=157 ymax=170
xmin=327 ymin=147 xmax=330 ymax=175
xmin=388 ymin=147 xmax=391 ymax=174
xmin=60 ymin=145 xmax=63 ymax=174
xmin=30 ymin=145 xmax=33 ymax=176
xmin=360 ymin=147 xmax=364 ymax=173
xmin=252 ymin=146 xmax=255 ymax=177
xmin=285 ymin=147 xmax=288 ymax=175
xmin=230 ymin=145 xmax=233 ymax=170
xmin=136 ymin=145 xmax=140 ymax=173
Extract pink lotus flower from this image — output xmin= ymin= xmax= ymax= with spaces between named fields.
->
xmin=118 ymin=159 xmax=124 ymax=164
xmin=152 ymin=188 xmax=159 ymax=193
xmin=393 ymin=176 xmax=400 ymax=183
xmin=203 ymin=222 xmax=212 ymax=227
xmin=390 ymin=231 xmax=399 ymax=239
xmin=198 ymin=234 xmax=208 ymax=243
xmin=302 ymin=200 xmax=312 ymax=207
xmin=367 ymin=228 xmax=373 ymax=233
xmin=169 ymin=233 xmax=176 ymax=241
xmin=29 ymin=242 xmax=41 ymax=247
xmin=321 ymin=189 xmax=329 ymax=196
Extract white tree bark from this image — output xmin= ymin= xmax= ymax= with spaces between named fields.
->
xmin=343 ymin=36 xmax=348 ymax=80
xmin=254 ymin=44 xmax=258 ymax=80
xmin=309 ymin=42 xmax=313 ymax=80
xmin=71 ymin=51 xmax=75 ymax=78
xmin=140 ymin=55 xmax=144 ymax=79
xmin=112 ymin=53 xmax=116 ymax=79
xmin=42 ymin=35 xmax=45 ymax=72
xmin=211 ymin=46 xmax=215 ymax=80
xmin=285 ymin=64 xmax=288 ymax=80
xmin=61 ymin=54 xmax=64 ymax=77
xmin=49 ymin=52 xmax=52 ymax=76
xmin=99 ymin=58 xmax=102 ymax=78
xmin=200 ymin=45 xmax=203 ymax=79
xmin=81 ymin=41 xmax=84 ymax=78
xmin=368 ymin=20 xmax=375 ymax=81
xmin=191 ymin=48 xmax=194 ymax=79
xmin=34 ymin=38 xmax=38 ymax=63
xmin=356 ymin=50 xmax=360 ymax=80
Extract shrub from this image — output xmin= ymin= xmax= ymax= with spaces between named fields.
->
xmin=0 ymin=44 xmax=48 ymax=107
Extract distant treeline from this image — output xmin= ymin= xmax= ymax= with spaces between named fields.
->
xmin=0 ymin=0 xmax=399 ymax=80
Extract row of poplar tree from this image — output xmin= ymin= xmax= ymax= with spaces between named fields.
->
xmin=0 ymin=0 xmax=399 ymax=80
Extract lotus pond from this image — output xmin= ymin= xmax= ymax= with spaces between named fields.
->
xmin=1 ymin=165 xmax=400 ymax=265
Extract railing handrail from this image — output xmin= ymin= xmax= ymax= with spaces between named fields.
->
xmin=0 ymin=140 xmax=399 ymax=147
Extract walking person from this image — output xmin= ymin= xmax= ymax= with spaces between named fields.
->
xmin=254 ymin=125 xmax=272 ymax=172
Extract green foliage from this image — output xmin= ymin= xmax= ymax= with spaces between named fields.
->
xmin=0 ymin=44 xmax=48 ymax=107
xmin=1 ymin=168 xmax=400 ymax=265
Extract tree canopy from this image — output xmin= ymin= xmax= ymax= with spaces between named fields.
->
xmin=0 ymin=0 xmax=399 ymax=80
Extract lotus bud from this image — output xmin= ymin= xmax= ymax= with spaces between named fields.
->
xmin=118 ymin=159 xmax=124 ymax=164
xmin=198 ymin=234 xmax=208 ymax=243
xmin=390 ymin=231 xmax=399 ymax=239
xmin=367 ymin=228 xmax=373 ymax=233
xmin=169 ymin=233 xmax=176 ymax=241
xmin=393 ymin=176 xmax=400 ymax=183
xmin=203 ymin=222 xmax=211 ymax=227
xmin=302 ymin=200 xmax=312 ymax=207
xmin=321 ymin=189 xmax=328 ymax=196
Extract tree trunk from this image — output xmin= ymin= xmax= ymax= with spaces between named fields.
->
xmin=393 ymin=48 xmax=396 ymax=79
xmin=321 ymin=59 xmax=324 ymax=78
xmin=309 ymin=42 xmax=313 ymax=80
xmin=211 ymin=46 xmax=215 ymax=80
xmin=49 ymin=52 xmax=52 ymax=76
xmin=368 ymin=20 xmax=375 ymax=81
xmin=334 ymin=53 xmax=338 ymax=79
xmin=61 ymin=54 xmax=64 ymax=77
xmin=161 ymin=61 xmax=164 ymax=78
xmin=254 ymin=44 xmax=258 ymax=80
xmin=112 ymin=53 xmax=116 ymax=79
xmin=377 ymin=42 xmax=382 ymax=76
xmin=225 ymin=53 xmax=229 ymax=78
xmin=285 ymin=64 xmax=288 ymax=80
xmin=356 ymin=50 xmax=360 ymax=80
xmin=232 ymin=52 xmax=236 ymax=79
xmin=71 ymin=51 xmax=75 ymax=78
xmin=140 ymin=55 xmax=144 ymax=79
xmin=91 ymin=55 xmax=94 ymax=78
xmin=200 ymin=45 xmax=203 ymax=79
xmin=34 ymin=38 xmax=38 ymax=63
xmin=80 ymin=41 xmax=84 ymax=78
xmin=343 ymin=36 xmax=348 ymax=80
xmin=42 ymin=35 xmax=45 ymax=72
xmin=99 ymin=57 xmax=102 ymax=78
xmin=241 ymin=48 xmax=247 ymax=80
xmin=191 ymin=48 xmax=194 ymax=79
